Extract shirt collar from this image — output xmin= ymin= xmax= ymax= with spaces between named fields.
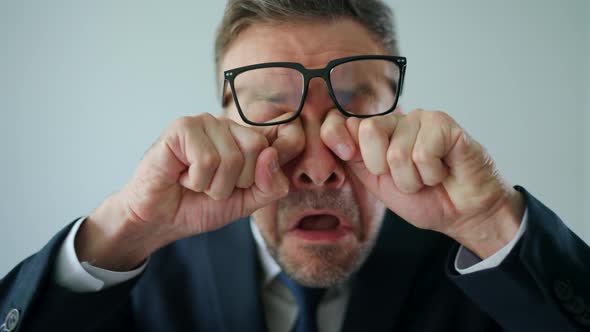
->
xmin=250 ymin=219 xmax=282 ymax=286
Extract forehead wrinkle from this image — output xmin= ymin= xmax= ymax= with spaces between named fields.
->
xmin=221 ymin=18 xmax=385 ymax=72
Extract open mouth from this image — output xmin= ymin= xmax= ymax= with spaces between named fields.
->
xmin=287 ymin=210 xmax=354 ymax=242
xmin=298 ymin=214 xmax=340 ymax=230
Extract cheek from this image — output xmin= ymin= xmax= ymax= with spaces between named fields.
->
xmin=348 ymin=169 xmax=385 ymax=240
xmin=251 ymin=203 xmax=280 ymax=245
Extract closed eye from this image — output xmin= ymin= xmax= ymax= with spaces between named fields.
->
xmin=334 ymin=84 xmax=375 ymax=107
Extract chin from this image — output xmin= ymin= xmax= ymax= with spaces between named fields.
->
xmin=274 ymin=236 xmax=375 ymax=288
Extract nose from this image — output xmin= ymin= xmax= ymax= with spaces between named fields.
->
xmin=289 ymin=79 xmax=346 ymax=190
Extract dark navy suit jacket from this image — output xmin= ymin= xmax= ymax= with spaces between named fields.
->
xmin=1 ymin=187 xmax=589 ymax=331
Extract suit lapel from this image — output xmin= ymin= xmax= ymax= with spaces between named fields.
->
xmin=205 ymin=218 xmax=268 ymax=332
xmin=342 ymin=210 xmax=443 ymax=332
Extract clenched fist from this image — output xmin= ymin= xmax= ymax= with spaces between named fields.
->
xmin=76 ymin=113 xmax=304 ymax=270
xmin=320 ymin=109 xmax=525 ymax=258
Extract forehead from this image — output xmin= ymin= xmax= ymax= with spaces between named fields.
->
xmin=220 ymin=18 xmax=386 ymax=72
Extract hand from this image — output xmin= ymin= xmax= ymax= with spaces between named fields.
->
xmin=77 ymin=113 xmax=304 ymax=270
xmin=321 ymin=109 xmax=525 ymax=258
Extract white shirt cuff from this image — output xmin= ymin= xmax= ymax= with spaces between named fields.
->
xmin=53 ymin=217 xmax=148 ymax=292
xmin=454 ymin=207 xmax=528 ymax=275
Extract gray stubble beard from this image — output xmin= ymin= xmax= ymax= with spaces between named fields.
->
xmin=255 ymin=188 xmax=383 ymax=288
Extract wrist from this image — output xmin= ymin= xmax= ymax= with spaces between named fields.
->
xmin=450 ymin=188 xmax=525 ymax=259
xmin=76 ymin=192 xmax=160 ymax=271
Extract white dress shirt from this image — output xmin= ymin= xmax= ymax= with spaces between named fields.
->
xmin=53 ymin=209 xmax=528 ymax=331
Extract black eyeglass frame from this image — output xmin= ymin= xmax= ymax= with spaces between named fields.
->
xmin=221 ymin=55 xmax=407 ymax=126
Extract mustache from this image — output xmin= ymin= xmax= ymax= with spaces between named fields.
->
xmin=277 ymin=188 xmax=360 ymax=226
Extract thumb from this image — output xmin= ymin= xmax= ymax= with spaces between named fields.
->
xmin=241 ymin=146 xmax=290 ymax=214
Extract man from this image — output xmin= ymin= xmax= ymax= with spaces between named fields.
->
xmin=0 ymin=0 xmax=588 ymax=331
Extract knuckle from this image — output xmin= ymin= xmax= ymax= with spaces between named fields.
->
xmin=173 ymin=116 xmax=194 ymax=130
xmin=408 ymin=108 xmax=424 ymax=118
xmin=387 ymin=146 xmax=409 ymax=167
xmin=428 ymin=110 xmax=452 ymax=125
xmin=243 ymin=134 xmax=269 ymax=154
xmin=197 ymin=112 xmax=216 ymax=122
xmin=219 ymin=116 xmax=233 ymax=125
xmin=173 ymin=114 xmax=215 ymax=131
xmin=197 ymin=151 xmax=220 ymax=170
xmin=412 ymin=148 xmax=430 ymax=164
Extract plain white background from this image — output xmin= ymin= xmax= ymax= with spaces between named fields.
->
xmin=0 ymin=0 xmax=588 ymax=277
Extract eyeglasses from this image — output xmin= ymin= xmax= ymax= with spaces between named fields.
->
xmin=221 ymin=55 xmax=407 ymax=126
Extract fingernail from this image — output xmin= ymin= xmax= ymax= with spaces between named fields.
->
xmin=336 ymin=143 xmax=352 ymax=159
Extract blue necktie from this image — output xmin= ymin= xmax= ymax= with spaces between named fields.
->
xmin=278 ymin=272 xmax=326 ymax=332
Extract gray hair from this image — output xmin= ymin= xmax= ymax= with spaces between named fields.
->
xmin=214 ymin=0 xmax=400 ymax=75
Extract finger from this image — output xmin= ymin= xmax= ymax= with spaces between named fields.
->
xmin=345 ymin=116 xmax=362 ymax=146
xmin=346 ymin=106 xmax=403 ymax=145
xmin=255 ymin=113 xmax=305 ymax=165
xmin=228 ymin=121 xmax=269 ymax=189
xmin=203 ymin=119 xmax=244 ymax=200
xmin=177 ymin=124 xmax=219 ymax=192
xmin=387 ymin=110 xmax=423 ymax=193
xmin=358 ymin=113 xmax=398 ymax=175
xmin=320 ymin=109 xmax=356 ymax=160
xmin=241 ymin=146 xmax=290 ymax=213
xmin=189 ymin=147 xmax=289 ymax=224
xmin=412 ymin=112 xmax=450 ymax=186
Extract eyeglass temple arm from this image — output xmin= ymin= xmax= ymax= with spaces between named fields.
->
xmin=399 ymin=65 xmax=406 ymax=96
xmin=220 ymin=79 xmax=229 ymax=107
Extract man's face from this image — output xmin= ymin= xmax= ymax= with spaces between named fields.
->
xmin=222 ymin=19 xmax=387 ymax=287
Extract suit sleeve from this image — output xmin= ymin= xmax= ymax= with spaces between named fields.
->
xmin=446 ymin=186 xmax=590 ymax=331
xmin=0 ymin=220 xmax=138 ymax=332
